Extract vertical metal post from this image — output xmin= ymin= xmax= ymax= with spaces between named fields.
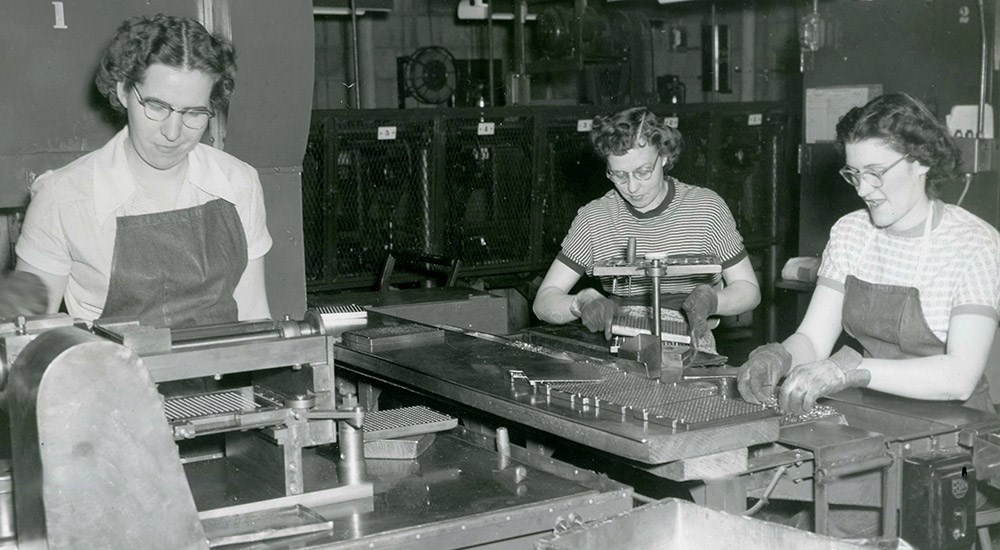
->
xmin=512 ymin=0 xmax=529 ymax=105
xmin=337 ymin=407 xmax=366 ymax=486
xmin=358 ymin=16 xmax=376 ymax=109
xmin=651 ymin=258 xmax=662 ymax=337
xmin=766 ymin=130 xmax=780 ymax=341
xmin=814 ymin=478 xmax=830 ymax=535
xmin=421 ymin=147 xmax=431 ymax=253
xmin=882 ymin=452 xmax=901 ymax=538
xmin=198 ymin=0 xmax=232 ymax=150
xmin=487 ymin=0 xmax=495 ymax=106
xmin=573 ymin=0 xmax=586 ymax=70
xmin=740 ymin=2 xmax=756 ymax=102
xmin=348 ymin=0 xmax=362 ymax=109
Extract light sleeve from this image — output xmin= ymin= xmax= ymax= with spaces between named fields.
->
xmin=15 ymin=173 xmax=73 ymax=276
xmin=243 ymin=168 xmax=272 ymax=261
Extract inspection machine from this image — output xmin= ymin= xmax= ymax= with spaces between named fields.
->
xmin=0 ymin=310 xmax=632 ymax=549
xmin=328 ymin=249 xmax=1000 ymax=550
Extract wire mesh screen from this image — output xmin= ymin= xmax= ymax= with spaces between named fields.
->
xmin=669 ymin=110 xmax=711 ymax=187
xmin=302 ymin=121 xmax=326 ymax=283
xmin=712 ymin=112 xmax=776 ymax=242
xmin=540 ymin=118 xmax=608 ymax=259
xmin=303 ymin=105 xmax=794 ymax=292
xmin=442 ymin=115 xmax=535 ymax=269
xmin=303 ymin=114 xmax=434 ymax=286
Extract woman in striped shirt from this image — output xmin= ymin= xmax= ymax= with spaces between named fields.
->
xmin=531 ymin=106 xmax=761 ymax=352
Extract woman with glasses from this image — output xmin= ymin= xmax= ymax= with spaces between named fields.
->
xmin=738 ymin=93 xmax=1000 ymax=416
xmin=14 ymin=14 xmax=271 ymax=328
xmin=532 ymin=106 xmax=761 ymax=353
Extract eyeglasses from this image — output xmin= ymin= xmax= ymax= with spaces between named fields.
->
xmin=131 ymin=84 xmax=215 ymax=130
xmin=606 ymin=155 xmax=661 ymax=185
xmin=838 ymin=155 xmax=909 ymax=189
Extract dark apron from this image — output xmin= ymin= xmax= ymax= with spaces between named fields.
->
xmin=99 ymin=198 xmax=248 ymax=330
xmin=842 ymin=275 xmax=993 ymax=412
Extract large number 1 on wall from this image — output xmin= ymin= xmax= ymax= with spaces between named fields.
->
xmin=52 ymin=2 xmax=68 ymax=29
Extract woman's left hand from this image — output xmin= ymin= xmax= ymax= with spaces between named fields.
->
xmin=682 ymin=284 xmax=718 ymax=338
xmin=779 ymin=347 xmax=869 ymax=415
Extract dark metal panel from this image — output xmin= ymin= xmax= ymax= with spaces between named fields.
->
xmin=798 ymin=143 xmax=863 ymax=257
xmin=303 ymin=114 xmax=436 ymax=287
xmin=538 ymin=110 xmax=608 ymax=261
xmin=0 ymin=0 xmax=199 ymax=207
xmin=261 ymin=171 xmax=307 ymax=319
xmin=224 ymin=0 xmax=314 ymax=168
xmin=442 ymin=114 xmax=536 ymax=270
xmin=807 ymin=0 xmax=984 ymax=112
xmin=798 ymin=0 xmax=993 ymax=255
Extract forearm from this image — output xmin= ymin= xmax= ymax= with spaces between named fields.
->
xmin=533 ymin=286 xmax=601 ymax=324
xmin=234 ymin=258 xmax=271 ymax=321
xmin=15 ymin=259 xmax=67 ymax=314
xmin=714 ymin=280 xmax=760 ymax=316
xmin=864 ymin=355 xmax=980 ymax=401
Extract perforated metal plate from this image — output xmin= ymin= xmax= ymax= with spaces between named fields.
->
xmin=164 ymin=390 xmax=260 ymax=422
xmin=546 ymin=374 xmax=717 ymax=410
xmin=543 ymin=373 xmax=778 ymax=430
xmin=641 ymin=395 xmax=775 ymax=429
xmin=364 ymin=406 xmax=457 ymax=441
xmin=311 ymin=304 xmax=367 ymax=319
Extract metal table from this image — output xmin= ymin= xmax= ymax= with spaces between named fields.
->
xmin=184 ymin=428 xmax=632 ymax=549
xmin=333 ymin=313 xmax=780 ymax=466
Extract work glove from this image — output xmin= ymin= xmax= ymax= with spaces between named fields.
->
xmin=571 ymin=288 xmax=616 ymax=340
xmin=0 ymin=271 xmax=47 ymax=320
xmin=737 ymin=342 xmax=793 ymax=405
xmin=779 ymin=346 xmax=869 ymax=416
xmin=681 ymin=284 xmax=718 ymax=339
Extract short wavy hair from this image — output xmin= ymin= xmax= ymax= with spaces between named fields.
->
xmin=95 ymin=14 xmax=237 ymax=114
xmin=590 ymin=106 xmax=683 ymax=171
xmin=835 ymin=93 xmax=962 ymax=198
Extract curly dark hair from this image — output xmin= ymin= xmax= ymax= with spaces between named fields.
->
xmin=835 ymin=93 xmax=962 ymax=198
xmin=94 ymin=14 xmax=237 ymax=114
xmin=590 ymin=106 xmax=683 ymax=171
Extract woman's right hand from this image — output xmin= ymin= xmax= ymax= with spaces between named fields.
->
xmin=571 ymin=289 xmax=616 ymax=339
xmin=736 ymin=342 xmax=793 ymax=404
xmin=579 ymin=296 xmax=616 ymax=339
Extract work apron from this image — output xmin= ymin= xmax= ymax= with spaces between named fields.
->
xmin=99 ymin=198 xmax=248 ymax=330
xmin=841 ymin=202 xmax=992 ymax=412
xmin=830 ymin=204 xmax=993 ymax=540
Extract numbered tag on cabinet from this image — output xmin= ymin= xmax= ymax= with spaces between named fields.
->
xmin=664 ymin=117 xmax=679 ymax=128
xmin=747 ymin=114 xmax=763 ymax=126
xmin=576 ymin=119 xmax=593 ymax=132
xmin=377 ymin=126 xmax=397 ymax=140
xmin=477 ymin=122 xmax=495 ymax=136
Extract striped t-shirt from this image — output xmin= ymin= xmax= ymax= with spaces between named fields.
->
xmin=817 ymin=201 xmax=1000 ymax=341
xmin=557 ymin=179 xmax=747 ymax=297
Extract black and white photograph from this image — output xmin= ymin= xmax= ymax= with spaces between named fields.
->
xmin=1 ymin=0 xmax=998 ymax=548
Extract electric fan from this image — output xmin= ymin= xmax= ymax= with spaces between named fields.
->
xmin=401 ymin=46 xmax=457 ymax=106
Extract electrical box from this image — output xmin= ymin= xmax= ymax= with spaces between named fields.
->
xmin=901 ymin=450 xmax=976 ymax=550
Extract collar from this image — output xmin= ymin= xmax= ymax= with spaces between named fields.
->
xmin=93 ymin=128 xmax=239 ymax=226
xmin=883 ymin=199 xmax=942 ymax=238
xmin=621 ymin=176 xmax=676 ymax=219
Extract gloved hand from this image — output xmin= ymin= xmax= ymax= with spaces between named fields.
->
xmin=779 ymin=346 xmax=869 ymax=415
xmin=737 ymin=342 xmax=793 ymax=404
xmin=571 ymin=289 xmax=616 ymax=339
xmin=682 ymin=284 xmax=718 ymax=339
xmin=0 ymin=271 xmax=47 ymax=319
